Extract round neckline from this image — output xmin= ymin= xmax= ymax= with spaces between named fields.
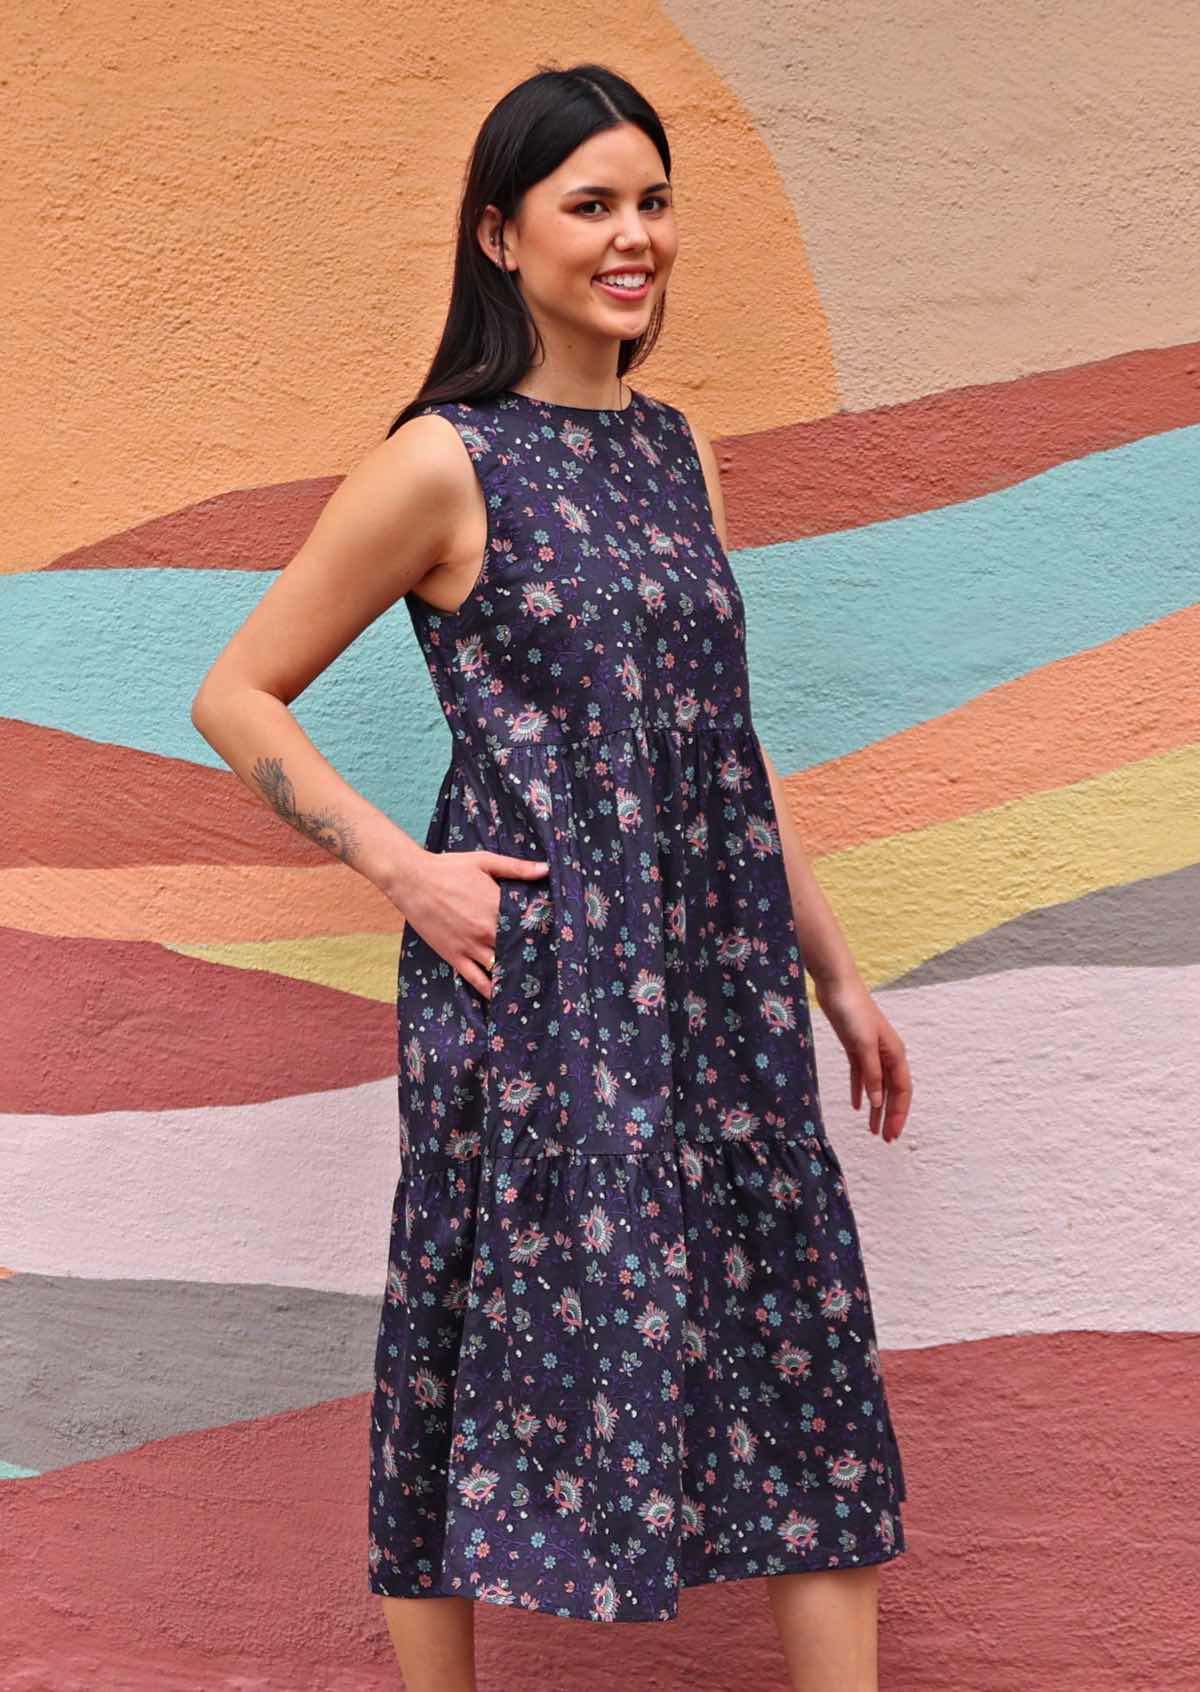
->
xmin=501 ymin=385 xmax=638 ymax=417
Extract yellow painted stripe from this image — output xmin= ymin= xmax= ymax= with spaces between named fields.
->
xmin=163 ymin=932 xmax=402 ymax=1003
xmin=812 ymin=741 xmax=1200 ymax=986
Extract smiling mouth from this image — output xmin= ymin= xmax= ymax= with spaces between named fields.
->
xmin=592 ymin=271 xmax=653 ymax=298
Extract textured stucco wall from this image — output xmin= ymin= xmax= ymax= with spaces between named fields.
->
xmin=3 ymin=2 xmax=1199 ymax=1687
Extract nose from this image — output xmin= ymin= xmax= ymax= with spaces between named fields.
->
xmin=615 ymin=213 xmax=652 ymax=251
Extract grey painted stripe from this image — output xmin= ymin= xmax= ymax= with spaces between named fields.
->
xmin=888 ymin=863 xmax=1200 ymax=989
xmin=1 ymin=1272 xmax=382 ymax=1473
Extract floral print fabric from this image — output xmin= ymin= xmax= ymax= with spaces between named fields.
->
xmin=368 ymin=386 xmax=908 ymax=1622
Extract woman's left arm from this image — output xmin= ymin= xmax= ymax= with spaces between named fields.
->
xmin=686 ymin=410 xmax=913 ymax=1142
xmin=757 ymin=738 xmax=913 ymax=1142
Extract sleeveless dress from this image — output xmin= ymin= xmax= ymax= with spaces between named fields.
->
xmin=367 ymin=385 xmax=909 ymax=1623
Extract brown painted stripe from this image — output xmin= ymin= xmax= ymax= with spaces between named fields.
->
xmin=0 ymin=1333 xmax=1193 ymax=1685
xmin=22 ymin=341 xmax=1200 ymax=574
xmin=1 ymin=924 xmax=395 ymax=1112
xmin=0 ymin=717 xmax=334 ymax=870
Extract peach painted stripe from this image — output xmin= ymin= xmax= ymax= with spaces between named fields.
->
xmin=4 ymin=862 xmax=403 ymax=942
xmin=813 ymin=743 xmax=1200 ymax=988
xmin=777 ymin=605 xmax=1200 ymax=856
xmin=14 ymin=342 xmax=1198 ymax=577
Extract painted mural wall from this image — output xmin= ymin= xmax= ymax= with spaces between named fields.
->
xmin=4 ymin=4 xmax=1198 ymax=1688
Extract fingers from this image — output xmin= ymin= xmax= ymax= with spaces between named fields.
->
xmin=461 ymin=900 xmax=499 ymax=1002
xmin=878 ymin=1041 xmax=913 ymax=1141
xmin=485 ymin=853 xmax=550 ymax=878
xmin=855 ymin=1039 xmax=914 ymax=1140
xmin=873 ymin=1021 xmax=913 ymax=1143
xmin=461 ymin=946 xmax=497 ymax=1000
xmin=858 ymin=1045 xmax=885 ymax=1124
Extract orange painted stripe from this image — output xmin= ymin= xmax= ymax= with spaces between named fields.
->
xmin=780 ymin=605 xmax=1200 ymax=855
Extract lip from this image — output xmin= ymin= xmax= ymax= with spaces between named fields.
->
xmin=592 ymin=269 xmax=653 ymax=302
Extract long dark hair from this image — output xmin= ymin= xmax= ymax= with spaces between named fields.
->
xmin=385 ymin=63 xmax=671 ymax=438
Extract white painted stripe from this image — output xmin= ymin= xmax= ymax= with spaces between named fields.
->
xmin=3 ymin=965 xmax=1196 ymax=1340
xmin=815 ymin=964 xmax=1200 ymax=1346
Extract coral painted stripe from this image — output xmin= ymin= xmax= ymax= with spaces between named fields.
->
xmin=1 ymin=1335 xmax=1196 ymax=1689
xmin=0 ymin=925 xmax=398 ymax=1113
xmin=775 ymin=605 xmax=1200 ymax=855
xmin=0 ymin=717 xmax=337 ymax=872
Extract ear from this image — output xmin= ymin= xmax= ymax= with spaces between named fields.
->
xmin=477 ymin=204 xmax=514 ymax=273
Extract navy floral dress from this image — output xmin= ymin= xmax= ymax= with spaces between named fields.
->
xmin=367 ymin=385 xmax=908 ymax=1623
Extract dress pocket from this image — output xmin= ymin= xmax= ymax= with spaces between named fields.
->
xmin=486 ymin=874 xmax=556 ymax=1026
xmin=487 ymin=875 xmax=523 ymax=1010
xmin=482 ymin=873 xmax=559 ymax=1154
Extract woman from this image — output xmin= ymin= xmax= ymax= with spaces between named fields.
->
xmin=192 ymin=61 xmax=913 ymax=1692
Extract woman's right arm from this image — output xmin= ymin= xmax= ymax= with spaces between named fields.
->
xmin=191 ymin=415 xmax=550 ymax=1001
xmin=190 ymin=415 xmax=464 ymax=906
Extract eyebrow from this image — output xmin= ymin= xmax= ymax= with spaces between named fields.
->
xmin=562 ymin=181 xmax=672 ymax=197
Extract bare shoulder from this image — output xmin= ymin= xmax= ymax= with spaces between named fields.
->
xmin=191 ymin=410 xmax=480 ymax=713
xmin=362 ymin=409 xmax=478 ymax=514
xmin=276 ymin=411 xmax=472 ymax=597
xmin=680 ymin=408 xmax=729 ymax=551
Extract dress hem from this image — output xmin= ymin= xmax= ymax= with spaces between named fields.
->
xmin=368 ymin=1534 xmax=909 ymax=1624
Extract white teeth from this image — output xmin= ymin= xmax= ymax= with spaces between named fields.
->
xmin=596 ymin=273 xmax=648 ymax=289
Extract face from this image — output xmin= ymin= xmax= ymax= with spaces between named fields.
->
xmin=481 ymin=123 xmax=678 ymax=346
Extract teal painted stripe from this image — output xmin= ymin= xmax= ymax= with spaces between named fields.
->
xmin=743 ymin=423 xmax=1199 ymax=770
xmin=2 ymin=425 xmax=1198 ymax=831
xmin=0 ymin=1459 xmax=40 ymax=1478
xmin=0 ymin=581 xmax=451 ymax=846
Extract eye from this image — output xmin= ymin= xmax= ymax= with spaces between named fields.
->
xmin=575 ymin=196 xmax=672 ymax=215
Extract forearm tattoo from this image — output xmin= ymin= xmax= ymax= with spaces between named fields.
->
xmin=251 ymin=756 xmax=362 ymax=865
